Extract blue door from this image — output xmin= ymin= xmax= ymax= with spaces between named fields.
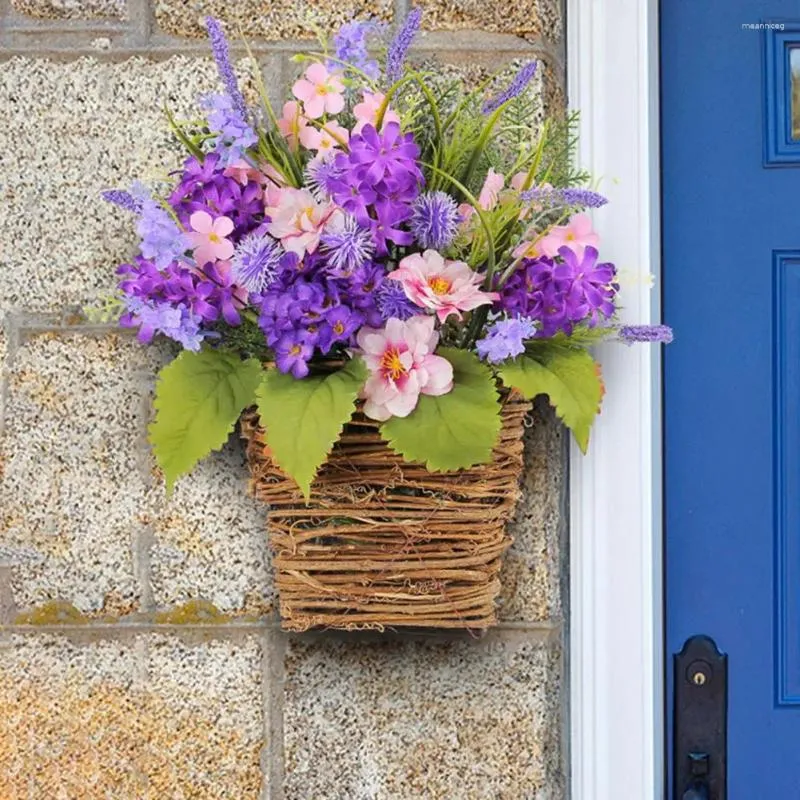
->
xmin=663 ymin=2 xmax=800 ymax=796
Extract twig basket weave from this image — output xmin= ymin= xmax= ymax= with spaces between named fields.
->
xmin=241 ymin=393 xmax=530 ymax=631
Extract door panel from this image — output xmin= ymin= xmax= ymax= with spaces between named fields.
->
xmin=663 ymin=2 xmax=800 ymax=795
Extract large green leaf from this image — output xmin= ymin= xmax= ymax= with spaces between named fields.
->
xmin=382 ymin=348 xmax=502 ymax=472
xmin=255 ymin=358 xmax=368 ymax=499
xmin=149 ymin=349 xmax=263 ymax=492
xmin=498 ymin=346 xmax=604 ymax=453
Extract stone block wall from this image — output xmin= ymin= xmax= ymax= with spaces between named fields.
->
xmin=0 ymin=2 xmax=568 ymax=797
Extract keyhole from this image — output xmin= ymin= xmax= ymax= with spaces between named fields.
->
xmin=686 ymin=659 xmax=712 ymax=686
xmin=692 ymin=672 xmax=706 ymax=686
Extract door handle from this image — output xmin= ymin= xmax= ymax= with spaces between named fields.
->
xmin=673 ymin=636 xmax=728 ymax=799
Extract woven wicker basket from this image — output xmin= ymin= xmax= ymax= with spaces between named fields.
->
xmin=240 ymin=393 xmax=530 ymax=632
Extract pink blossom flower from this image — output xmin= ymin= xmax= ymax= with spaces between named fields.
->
xmin=277 ymin=101 xmax=308 ymax=149
xmin=512 ymin=238 xmax=546 ymax=260
xmin=510 ymin=171 xmax=529 ymax=191
xmin=352 ymin=91 xmax=401 ymax=134
xmin=265 ymin=187 xmax=343 ymax=256
xmin=292 ymin=63 xmax=345 ymax=119
xmin=478 ymin=168 xmax=505 ymax=210
xmin=299 ymin=120 xmax=350 ymax=154
xmin=539 ymin=213 xmax=600 ymax=258
xmin=387 ymin=250 xmax=500 ymax=324
xmin=223 ymin=160 xmax=267 ymax=188
xmin=358 ymin=316 xmax=454 ymax=421
xmin=188 ymin=211 xmax=234 ymax=265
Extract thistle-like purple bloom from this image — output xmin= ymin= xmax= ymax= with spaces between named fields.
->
xmin=230 ymin=232 xmax=283 ymax=292
xmin=476 ymin=316 xmax=537 ymax=364
xmin=320 ymin=216 xmax=376 ymax=276
xmin=101 ymin=189 xmax=142 ymax=213
xmin=375 ymin=279 xmax=418 ymax=322
xmin=201 ymin=93 xmax=258 ymax=167
xmin=483 ymin=61 xmax=538 ymax=114
xmin=409 ymin=191 xmax=461 ymax=249
xmin=519 ymin=186 xmax=608 ymax=210
xmin=385 ymin=7 xmax=422 ymax=84
xmin=305 ymin=158 xmax=342 ymax=200
xmin=618 ymin=324 xmax=674 ymax=345
xmin=205 ymin=16 xmax=248 ymax=120
xmin=332 ymin=20 xmax=381 ymax=79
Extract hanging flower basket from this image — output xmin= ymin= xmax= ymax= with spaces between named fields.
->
xmin=241 ymin=392 xmax=528 ymax=631
xmin=95 ymin=11 xmax=672 ymax=632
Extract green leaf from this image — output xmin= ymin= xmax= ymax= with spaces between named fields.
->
xmin=382 ymin=348 xmax=502 ymax=472
xmin=255 ymin=358 xmax=368 ymax=499
xmin=498 ymin=346 xmax=604 ymax=453
xmin=149 ymin=349 xmax=263 ymax=492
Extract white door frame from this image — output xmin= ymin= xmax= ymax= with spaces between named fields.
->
xmin=566 ymin=1 xmax=664 ymax=798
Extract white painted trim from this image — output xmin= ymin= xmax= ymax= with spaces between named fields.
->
xmin=566 ymin=1 xmax=663 ymax=798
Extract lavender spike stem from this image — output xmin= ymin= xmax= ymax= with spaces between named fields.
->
xmin=101 ymin=189 xmax=142 ymax=213
xmin=385 ymin=7 xmax=422 ymax=84
xmin=519 ymin=186 xmax=608 ymax=209
xmin=205 ymin=16 xmax=248 ymax=120
xmin=617 ymin=324 xmax=674 ymax=345
xmin=482 ymin=61 xmax=538 ymax=114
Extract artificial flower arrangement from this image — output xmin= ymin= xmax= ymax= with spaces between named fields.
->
xmin=99 ymin=11 xmax=671 ymax=630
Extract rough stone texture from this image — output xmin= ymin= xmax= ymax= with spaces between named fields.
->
xmin=148 ymin=440 xmax=274 ymax=615
xmin=0 ymin=57 xmax=246 ymax=314
xmin=500 ymin=406 xmax=565 ymax=622
xmin=0 ymin=633 xmax=264 ymax=799
xmin=153 ymin=0 xmax=392 ymax=40
xmin=10 ymin=0 xmax=126 ymax=21
xmin=417 ymin=0 xmax=563 ymax=41
xmin=283 ymin=632 xmax=564 ymax=799
xmin=0 ymin=332 xmax=161 ymax=615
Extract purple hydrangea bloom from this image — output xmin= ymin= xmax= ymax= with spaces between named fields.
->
xmin=169 ymin=154 xmax=263 ymax=236
xmin=476 ymin=316 xmax=537 ymax=364
xmin=498 ymin=246 xmax=618 ymax=336
xmin=385 ymin=7 xmax=422 ymax=84
xmin=320 ymin=216 xmax=376 ymax=276
xmin=201 ymin=93 xmax=258 ymax=167
xmin=409 ymin=191 xmax=461 ymax=249
xmin=618 ymin=324 xmax=674 ymax=345
xmin=331 ymin=21 xmax=381 ymax=79
xmin=205 ymin=16 xmax=248 ymax=120
xmin=123 ymin=297 xmax=207 ymax=351
xmin=318 ymin=305 xmax=364 ymax=352
xmin=519 ymin=186 xmax=608 ymax=210
xmin=274 ymin=331 xmax=315 ymax=379
xmin=230 ymin=232 xmax=283 ymax=292
xmin=483 ymin=61 xmax=538 ymax=114
xmin=375 ymin=279 xmax=418 ymax=322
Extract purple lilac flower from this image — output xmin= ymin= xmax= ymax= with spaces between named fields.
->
xmin=330 ymin=122 xmax=423 ymax=254
xmin=101 ymin=189 xmax=142 ymax=213
xmin=331 ymin=21 xmax=381 ymax=79
xmin=385 ymin=7 xmax=422 ymax=84
xmin=169 ymin=154 xmax=263 ymax=236
xmin=320 ymin=216 xmax=376 ymax=276
xmin=230 ymin=232 xmax=283 ymax=292
xmin=519 ymin=186 xmax=608 ymax=210
xmin=476 ymin=316 xmax=537 ymax=364
xmin=483 ymin=61 xmax=538 ymax=114
xmin=498 ymin=246 xmax=618 ymax=336
xmin=409 ymin=191 xmax=461 ymax=249
xmin=205 ymin=16 xmax=248 ymax=120
xmin=375 ymin=279 xmax=418 ymax=321
xmin=201 ymin=93 xmax=258 ymax=168
xmin=618 ymin=324 xmax=674 ymax=345
xmin=130 ymin=184 xmax=190 ymax=270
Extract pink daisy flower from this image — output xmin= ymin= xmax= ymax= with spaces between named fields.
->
xmin=539 ymin=213 xmax=600 ymax=258
xmin=292 ymin=63 xmax=345 ymax=120
xmin=188 ymin=211 xmax=234 ymax=266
